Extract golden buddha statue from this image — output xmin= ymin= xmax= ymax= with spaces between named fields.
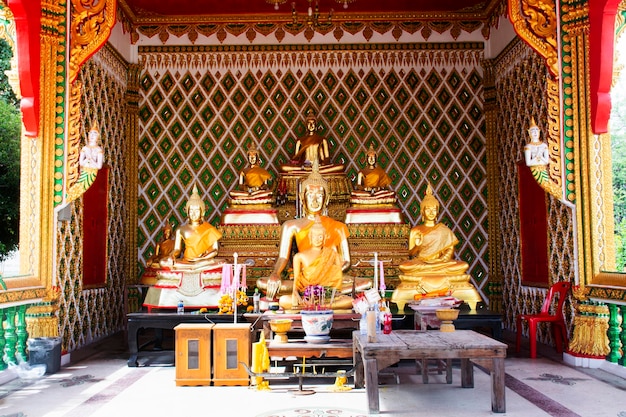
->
xmin=146 ymin=223 xmax=175 ymax=269
xmin=159 ymin=184 xmax=222 ymax=272
xmin=350 ymin=145 xmax=396 ymax=205
xmin=279 ymin=111 xmax=345 ymax=175
xmin=256 ymin=163 xmax=371 ymax=310
xmin=229 ymin=143 xmax=273 ymax=205
xmin=391 ymin=183 xmax=482 ymax=310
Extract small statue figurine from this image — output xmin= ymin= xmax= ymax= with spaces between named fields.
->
xmin=146 ymin=223 xmax=175 ymax=269
xmin=524 ymin=118 xmax=550 ymax=167
xmin=350 ymin=144 xmax=396 ymax=205
xmin=79 ymin=121 xmax=104 ymax=170
xmin=159 ymin=185 xmax=222 ymax=272
xmin=279 ymin=110 xmax=344 ymax=174
xmin=66 ymin=121 xmax=105 ymax=203
xmin=391 ymin=183 xmax=481 ymax=310
xmin=228 ymin=143 xmax=273 ymax=205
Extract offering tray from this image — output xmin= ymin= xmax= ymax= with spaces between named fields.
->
xmin=408 ymin=296 xmax=462 ymax=312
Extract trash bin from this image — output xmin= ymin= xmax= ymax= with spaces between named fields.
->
xmin=27 ymin=337 xmax=62 ymax=374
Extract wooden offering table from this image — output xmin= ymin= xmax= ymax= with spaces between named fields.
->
xmin=353 ymin=330 xmax=507 ymax=414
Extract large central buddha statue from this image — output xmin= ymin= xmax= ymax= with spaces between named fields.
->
xmin=256 ymin=163 xmax=371 ymax=310
xmin=391 ymin=183 xmax=482 ymax=310
xmin=279 ymin=111 xmax=345 ymax=175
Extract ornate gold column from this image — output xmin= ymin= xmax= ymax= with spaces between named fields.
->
xmin=126 ymin=63 xmax=140 ymax=284
xmin=482 ymin=59 xmax=503 ymax=312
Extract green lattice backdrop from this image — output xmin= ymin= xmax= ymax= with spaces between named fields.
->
xmin=137 ymin=43 xmax=489 ymax=299
xmin=495 ymin=40 xmax=575 ymax=341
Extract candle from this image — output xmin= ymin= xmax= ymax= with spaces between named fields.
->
xmin=373 ymin=252 xmax=378 ymax=293
xmin=379 ymin=259 xmax=385 ymax=296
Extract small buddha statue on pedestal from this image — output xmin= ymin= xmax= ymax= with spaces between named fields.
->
xmin=228 ymin=143 xmax=273 ymax=205
xmin=345 ymin=144 xmax=403 ymax=224
xmin=279 ymin=110 xmax=345 ymax=175
xmin=391 ymin=183 xmax=482 ymax=310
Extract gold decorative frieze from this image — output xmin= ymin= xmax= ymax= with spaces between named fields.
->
xmin=509 ymin=0 xmax=559 ymax=77
xmin=69 ymin=0 xmax=116 ymax=84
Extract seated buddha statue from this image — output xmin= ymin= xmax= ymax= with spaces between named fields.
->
xmin=256 ymin=163 xmax=371 ymax=310
xmin=146 ymin=223 xmax=175 ymax=269
xmin=159 ymin=185 xmax=223 ymax=272
xmin=229 ymin=143 xmax=273 ymax=205
xmin=279 ymin=111 xmax=344 ymax=175
xmin=290 ymin=218 xmax=343 ymax=308
xmin=350 ymin=145 xmax=396 ymax=205
xmin=391 ymin=183 xmax=481 ymax=310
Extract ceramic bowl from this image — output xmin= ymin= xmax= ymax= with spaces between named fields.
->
xmin=269 ymin=318 xmax=293 ymax=334
xmin=435 ymin=308 xmax=460 ymax=321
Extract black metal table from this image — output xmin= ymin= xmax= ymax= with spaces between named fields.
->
xmin=126 ymin=311 xmax=246 ymax=367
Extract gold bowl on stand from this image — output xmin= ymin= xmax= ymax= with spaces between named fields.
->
xmin=269 ymin=318 xmax=293 ymax=343
xmin=436 ymin=308 xmax=459 ymax=332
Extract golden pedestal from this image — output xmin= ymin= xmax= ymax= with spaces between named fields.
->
xmin=391 ymin=274 xmax=482 ymax=311
xmin=212 ymin=323 xmax=251 ymax=386
xmin=345 ymin=205 xmax=405 ymax=224
xmin=175 ymin=323 xmax=214 ymax=386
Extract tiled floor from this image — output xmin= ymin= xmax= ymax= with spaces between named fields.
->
xmin=0 ymin=331 xmax=625 ymax=417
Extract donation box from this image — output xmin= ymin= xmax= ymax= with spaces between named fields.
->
xmin=174 ymin=323 xmax=214 ymax=386
xmin=212 ymin=323 xmax=251 ymax=386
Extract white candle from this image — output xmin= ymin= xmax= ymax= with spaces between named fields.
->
xmin=373 ymin=252 xmax=378 ymax=293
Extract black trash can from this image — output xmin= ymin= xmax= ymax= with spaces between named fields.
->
xmin=27 ymin=337 xmax=62 ymax=374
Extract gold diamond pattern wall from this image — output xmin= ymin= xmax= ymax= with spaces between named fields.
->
xmin=137 ymin=43 xmax=489 ymax=298
xmin=56 ymin=46 xmax=129 ymax=352
xmin=494 ymin=39 xmax=575 ymax=341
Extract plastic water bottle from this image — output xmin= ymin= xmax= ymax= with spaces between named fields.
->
xmin=177 ymin=300 xmax=184 ymax=314
xmin=359 ymin=313 xmax=367 ymax=335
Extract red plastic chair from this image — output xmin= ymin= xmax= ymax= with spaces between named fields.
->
xmin=516 ymin=281 xmax=571 ymax=358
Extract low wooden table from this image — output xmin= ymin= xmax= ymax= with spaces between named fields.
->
xmin=353 ymin=330 xmax=507 ymax=414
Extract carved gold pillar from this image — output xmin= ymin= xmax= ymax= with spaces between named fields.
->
xmin=482 ymin=59 xmax=503 ymax=312
xmin=126 ymin=64 xmax=140 ymax=284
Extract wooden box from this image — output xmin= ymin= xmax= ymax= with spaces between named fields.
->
xmin=174 ymin=323 xmax=214 ymax=386
xmin=212 ymin=323 xmax=251 ymax=386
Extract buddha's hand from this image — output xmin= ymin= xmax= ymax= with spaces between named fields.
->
xmin=413 ymin=231 xmax=423 ymax=246
xmin=266 ymin=277 xmax=281 ymax=301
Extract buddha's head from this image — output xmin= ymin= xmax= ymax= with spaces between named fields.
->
xmin=163 ymin=223 xmax=173 ymax=238
xmin=366 ymin=144 xmax=377 ymax=167
xmin=185 ymin=185 xmax=206 ymax=223
xmin=305 ymin=110 xmax=317 ymax=135
xmin=309 ymin=217 xmax=327 ymax=248
xmin=300 ymin=163 xmax=329 ymax=216
xmin=420 ymin=183 xmax=440 ymax=223
xmin=247 ymin=143 xmax=259 ymax=165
